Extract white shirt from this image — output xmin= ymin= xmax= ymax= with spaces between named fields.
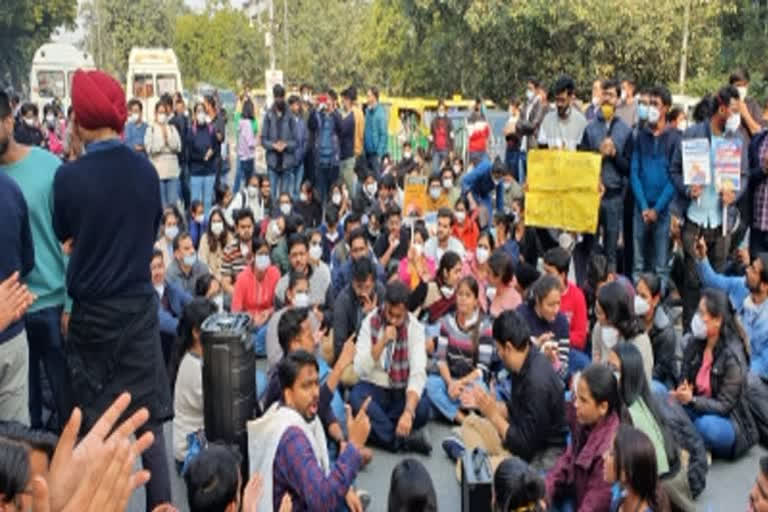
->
xmin=424 ymin=236 xmax=466 ymax=262
xmin=172 ymin=352 xmax=203 ymax=461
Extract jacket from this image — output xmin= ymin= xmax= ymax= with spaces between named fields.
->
xmin=169 ymin=113 xmax=189 ymax=164
xmin=293 ymin=115 xmax=308 ymax=164
xmin=261 ymin=106 xmax=298 ymax=171
xmin=352 ymin=106 xmax=365 ymax=157
xmin=630 ymin=126 xmax=680 ymax=213
xmin=681 ymin=333 xmax=758 ymax=459
xmin=656 ymin=394 xmax=708 ymax=498
xmin=332 ymin=280 xmax=386 ymax=361
xmin=467 ymin=118 xmax=490 ymax=153
xmin=579 ymin=114 xmax=632 ymax=192
xmin=430 ymin=116 xmax=454 ymax=152
xmin=123 ymin=121 xmax=147 ymax=155
xmin=461 ymin=157 xmax=503 ymax=207
xmin=364 ymin=103 xmax=387 ymax=156
xmin=504 ymin=348 xmax=567 ymax=462
xmin=670 ymin=121 xmax=749 ymax=225
xmin=546 ymin=407 xmax=619 ymax=511
xmin=186 ymin=122 xmax=216 ymax=176
xmin=158 ymin=281 xmax=192 ymax=336
xmin=339 ymin=110 xmax=356 ymax=160
xmin=145 ymin=122 xmax=182 ymax=180
xmin=649 ymin=305 xmax=680 ymax=390
xmin=517 ymin=96 xmax=545 ymax=150
xmin=310 ymin=110 xmax=342 ymax=167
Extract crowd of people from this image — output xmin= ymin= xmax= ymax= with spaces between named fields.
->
xmin=4 ymin=63 xmax=768 ymax=511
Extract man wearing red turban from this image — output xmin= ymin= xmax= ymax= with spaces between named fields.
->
xmin=52 ymin=69 xmax=172 ymax=510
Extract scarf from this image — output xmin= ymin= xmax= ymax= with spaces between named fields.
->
xmin=369 ymin=306 xmax=410 ymax=389
xmin=427 ymin=285 xmax=456 ymax=323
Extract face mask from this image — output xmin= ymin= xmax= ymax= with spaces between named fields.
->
xmin=300 ymin=192 xmax=308 ymax=202
xmin=196 ymin=112 xmax=206 ymax=124
xmin=647 ymin=106 xmax=661 ymax=125
xmin=634 ymin=295 xmax=650 ymax=317
xmin=737 ymin=86 xmax=748 ymax=100
xmin=332 ymin=192 xmax=342 ymax=205
xmin=309 ymin=244 xmax=323 ymax=260
xmin=280 ymin=203 xmax=292 ymax=216
xmin=476 ymin=247 xmax=490 ymax=264
xmin=601 ymin=325 xmax=619 ymax=349
xmin=154 ymin=284 xmax=165 ymax=297
xmin=621 ymin=90 xmax=628 ymax=101
xmin=271 ymin=222 xmax=283 ymax=237
xmin=486 ymin=286 xmax=497 ymax=301
xmin=365 ymin=183 xmax=377 ymax=196
xmin=248 ymin=185 xmax=259 ymax=198
xmin=157 ymin=113 xmax=168 ymax=124
xmin=165 ymin=225 xmax=179 ymax=240
xmin=326 ymin=231 xmax=339 ymax=242
xmin=302 ymin=94 xmax=311 ymax=103
xmin=601 ymin=103 xmax=615 ymax=121
xmin=275 ymin=99 xmax=286 ymax=112
xmin=502 ymin=180 xmax=512 ymax=190
xmin=557 ymin=104 xmax=570 ymax=119
xmin=440 ymin=285 xmax=454 ymax=297
xmin=453 ymin=164 xmax=462 ymax=174
xmin=438 ymin=110 xmax=446 ymax=117
xmin=455 ymin=211 xmax=466 ymax=223
xmin=24 ymin=117 xmax=35 ymax=127
xmin=213 ymin=294 xmax=225 ymax=312
xmin=636 ymin=104 xmax=648 ymax=121
xmin=403 ymin=152 xmax=412 ymax=160
xmin=368 ymin=227 xmax=380 ymax=238
xmin=429 ymin=187 xmax=441 ymax=200
xmin=442 ymin=178 xmax=453 ymax=189
xmin=182 ymin=254 xmax=197 ymax=267
xmin=726 ymin=113 xmax=741 ymax=133
xmin=412 ymin=242 xmax=424 ymax=256
xmin=255 ymin=254 xmax=270 ymax=271
xmin=293 ymin=292 xmax=310 ymax=308
xmin=525 ymin=89 xmax=534 ymax=101
xmin=46 ymin=113 xmax=55 ymax=124
xmin=194 ymin=214 xmax=204 ymax=224
xmin=691 ymin=313 xmax=708 ymax=340
xmin=211 ymin=221 xmax=224 ymax=236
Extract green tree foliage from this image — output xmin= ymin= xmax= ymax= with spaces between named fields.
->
xmin=1 ymin=0 xmax=77 ymax=89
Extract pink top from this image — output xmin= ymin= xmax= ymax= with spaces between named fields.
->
xmin=237 ymin=119 xmax=256 ymax=160
xmin=490 ymin=282 xmax=522 ymax=318
xmin=695 ymin=351 xmax=714 ymax=398
xmin=232 ymin=264 xmax=280 ymax=317
xmin=398 ymin=256 xmax=436 ymax=289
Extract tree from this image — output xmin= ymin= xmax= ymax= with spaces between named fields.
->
xmin=1 ymin=0 xmax=77 ymax=89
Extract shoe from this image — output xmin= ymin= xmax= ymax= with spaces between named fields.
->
xmin=442 ymin=435 xmax=466 ymax=461
xmin=357 ymin=489 xmax=371 ymax=511
xmin=403 ymin=430 xmax=432 ymax=455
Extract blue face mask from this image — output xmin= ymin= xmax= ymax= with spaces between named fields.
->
xmin=182 ymin=254 xmax=197 ymax=267
xmin=637 ymin=103 xmax=649 ymax=121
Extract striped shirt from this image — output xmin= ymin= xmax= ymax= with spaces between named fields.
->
xmin=220 ymin=239 xmax=252 ymax=282
xmin=435 ymin=311 xmax=495 ymax=379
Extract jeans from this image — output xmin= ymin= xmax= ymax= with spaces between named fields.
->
xmin=366 ymin=153 xmax=381 ymax=176
xmin=426 ymin=374 xmax=486 ymax=421
xmin=179 ymin=162 xmax=191 ymax=209
xmin=159 ymin=178 xmax=180 ymax=209
xmin=0 ymin=330 xmax=30 ymax=425
xmin=519 ymin=151 xmax=528 ymax=184
xmin=252 ymin=326 xmax=267 ymax=357
xmin=293 ymin=163 xmax=305 ymax=199
xmin=573 ymin=192 xmax=623 ymax=286
xmin=468 ymin=151 xmax=487 ymax=164
xmin=25 ymin=306 xmax=72 ymax=430
xmin=339 ymin=157 xmax=357 ymax=200
xmin=348 ymin=380 xmax=431 ymax=451
xmin=432 ymin=150 xmax=448 ymax=175
xmin=268 ymin=167 xmax=294 ymax=203
xmin=234 ymin=158 xmax=255 ymax=193
xmin=190 ymin=174 xmax=216 ymax=215
xmin=650 ymin=379 xmax=668 ymax=396
xmin=632 ymin=206 xmax=671 ymax=285
xmin=318 ymin=358 xmax=347 ymax=434
xmin=316 ymin=164 xmax=339 ymax=206
xmin=505 ymin=149 xmax=522 ymax=182
xmin=686 ymin=407 xmax=736 ymax=459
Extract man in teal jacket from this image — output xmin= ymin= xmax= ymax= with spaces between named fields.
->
xmin=364 ymin=87 xmax=388 ymax=175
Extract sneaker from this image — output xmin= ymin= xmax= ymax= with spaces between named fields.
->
xmin=357 ymin=489 xmax=371 ymax=511
xmin=441 ymin=435 xmax=465 ymax=461
xmin=403 ymin=430 xmax=432 ymax=455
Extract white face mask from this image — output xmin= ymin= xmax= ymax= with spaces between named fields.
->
xmin=691 ymin=313 xmax=708 ymax=340
xmin=726 ymin=113 xmax=741 ymax=133
xmin=293 ymin=292 xmax=310 ymax=308
xmin=486 ymin=286 xmax=497 ymax=301
xmin=45 ymin=113 xmax=55 ymax=124
xmin=213 ymin=294 xmax=224 ymax=312
xmin=300 ymin=192 xmax=308 ymax=203
xmin=255 ymin=254 xmax=270 ymax=271
xmin=129 ymin=113 xmax=140 ymax=123
xmin=211 ymin=221 xmax=224 ymax=236
xmin=737 ymin=86 xmax=748 ymax=100
xmin=429 ymin=187 xmax=441 ymax=200
xmin=411 ymin=242 xmax=424 ymax=256
xmin=165 ymin=225 xmax=179 ymax=240
xmin=601 ymin=325 xmax=619 ymax=349
xmin=196 ymin=112 xmax=206 ymax=124
xmin=475 ymin=247 xmax=490 ymax=264
xmin=271 ymin=222 xmax=283 ymax=237
xmin=247 ymin=186 xmax=259 ymax=198
xmin=326 ymin=231 xmax=339 ymax=242
xmin=365 ymin=183 xmax=377 ymax=197
xmin=309 ymin=244 xmax=323 ymax=260
xmin=24 ymin=117 xmax=35 ymax=127
xmin=455 ymin=211 xmax=466 ymax=223
xmin=442 ymin=178 xmax=453 ymax=189
xmin=440 ymin=285 xmax=454 ymax=297
xmin=332 ymin=192 xmax=342 ymax=205
xmin=634 ymin=295 xmax=650 ymax=317
xmin=156 ymin=113 xmax=167 ymax=124
xmin=525 ymin=89 xmax=534 ymax=101
xmin=194 ymin=214 xmax=204 ymax=224
xmin=647 ymin=106 xmax=661 ymax=125
xmin=453 ymin=164 xmax=461 ymax=174
xmin=154 ymin=283 xmax=165 ymax=297
xmin=280 ymin=203 xmax=292 ymax=216
xmin=403 ymin=152 xmax=412 ymax=160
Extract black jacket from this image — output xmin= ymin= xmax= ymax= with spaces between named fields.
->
xmin=169 ymin=113 xmax=189 ymax=164
xmin=332 ymin=281 xmax=385 ymax=361
xmin=681 ymin=333 xmax=758 ymax=459
xmin=504 ymin=348 xmax=567 ymax=462
xmin=649 ymin=306 xmax=680 ymax=390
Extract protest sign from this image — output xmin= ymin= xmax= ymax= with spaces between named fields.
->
xmin=682 ymin=138 xmax=711 ymax=186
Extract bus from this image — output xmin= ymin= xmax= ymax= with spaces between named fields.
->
xmin=126 ymin=48 xmax=183 ymax=118
xmin=29 ymin=43 xmax=95 ymax=115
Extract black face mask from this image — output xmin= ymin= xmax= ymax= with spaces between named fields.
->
xmin=557 ymin=104 xmax=570 ymax=119
xmin=275 ymin=99 xmax=286 ymax=112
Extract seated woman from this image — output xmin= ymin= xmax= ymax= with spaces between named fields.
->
xmin=516 ymin=275 xmax=570 ymax=381
xmin=670 ymin=288 xmax=757 ymax=460
xmin=492 ymin=211 xmax=520 ymax=264
xmin=511 ymin=197 xmax=543 ymax=265
xmin=636 ymin=273 xmax=679 ymax=393
xmin=546 ymin=364 xmax=621 ymax=511
xmin=398 ymin=224 xmax=435 ymax=289
xmin=171 ymin=298 xmax=218 ymax=472
xmin=210 ymin=182 xmax=234 ymax=227
xmin=187 ymin=200 xmax=206 ymax=250
xmin=426 ymin=276 xmax=493 ymax=424
xmin=155 ymin=207 xmax=183 ymax=269
xmin=308 ymin=229 xmax=330 ymax=266
xmin=487 ymin=248 xmax=522 ymax=318
xmin=194 ymin=273 xmax=225 ymax=312
xmin=609 ymin=343 xmax=695 ymax=511
xmin=464 ymin=231 xmax=495 ymax=311
xmin=408 ymin=251 xmax=463 ymax=329
xmin=593 ymin=280 xmax=654 ymax=383
xmin=198 ymin=208 xmax=232 ymax=284
xmin=232 ymin=238 xmax=281 ymax=357
xmin=387 ymin=458 xmax=438 ymax=512
xmin=327 ymin=181 xmax=350 ymax=220
xmin=453 ymin=197 xmax=479 ymax=252
xmin=493 ymin=456 xmax=547 ymax=512
xmin=603 ymin=425 xmax=671 ymax=512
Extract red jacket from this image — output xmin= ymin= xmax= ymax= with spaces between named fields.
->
xmin=453 ymin=210 xmax=479 ymax=251
xmin=468 ymin=121 xmax=490 ymax=152
xmin=231 ymin=264 xmax=280 ymax=318
xmin=546 ymin=406 xmax=619 ymax=511
xmin=560 ymin=281 xmax=588 ymax=351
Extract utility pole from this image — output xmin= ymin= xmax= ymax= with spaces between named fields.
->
xmin=678 ymin=0 xmax=691 ymax=94
xmin=283 ymin=0 xmax=288 ymax=53
xmin=267 ymin=0 xmax=276 ymax=70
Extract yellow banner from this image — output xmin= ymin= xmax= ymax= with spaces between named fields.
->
xmin=525 ymin=149 xmax=602 ymax=233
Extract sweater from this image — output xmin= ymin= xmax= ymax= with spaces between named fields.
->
xmin=560 ymin=281 xmax=588 ymax=351
xmin=630 ymin=126 xmax=680 ymax=213
xmin=274 ymin=262 xmax=331 ymax=308
xmin=1 ymin=147 xmax=66 ymax=312
xmin=0 ymin=172 xmax=34 ymax=343
xmin=172 ymin=352 xmax=203 ymax=461
xmin=232 ymin=264 xmax=280 ymax=317
xmin=53 ymin=139 xmax=161 ymax=301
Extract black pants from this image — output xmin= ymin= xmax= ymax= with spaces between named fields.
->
xmin=138 ymin=422 xmax=171 ymax=509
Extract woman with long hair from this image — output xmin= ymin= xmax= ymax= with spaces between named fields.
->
xmin=464 ymin=230 xmax=495 ymax=311
xmin=198 ymin=208 xmax=232 ymax=283
xmin=408 ymin=250 xmax=463 ymax=323
xmin=635 ymin=273 xmax=679 ymax=392
xmin=487 ymin=248 xmax=522 ymax=318
xmin=387 ymin=458 xmax=438 ymax=512
xmin=493 ymin=456 xmax=546 ymax=512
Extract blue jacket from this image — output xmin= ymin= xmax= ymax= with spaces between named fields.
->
xmin=310 ymin=110 xmax=342 ymax=167
xmin=461 ymin=157 xmax=504 ymax=209
xmin=630 ymin=126 xmax=680 ymax=213
xmin=124 ymin=122 xmax=148 ymax=155
xmin=364 ymin=103 xmax=388 ymax=156
xmin=158 ymin=281 xmax=192 ymax=336
xmin=579 ymin=115 xmax=632 ymax=192
xmin=261 ymin=106 xmax=298 ymax=171
xmin=293 ymin=114 xmax=308 ymax=163
xmin=329 ymin=251 xmax=387 ymax=299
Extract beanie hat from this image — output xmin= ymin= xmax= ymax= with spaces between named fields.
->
xmin=71 ymin=69 xmax=127 ymax=133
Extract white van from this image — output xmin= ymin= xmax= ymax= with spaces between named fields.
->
xmin=29 ymin=43 xmax=95 ymax=115
xmin=126 ymin=48 xmax=183 ymax=118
